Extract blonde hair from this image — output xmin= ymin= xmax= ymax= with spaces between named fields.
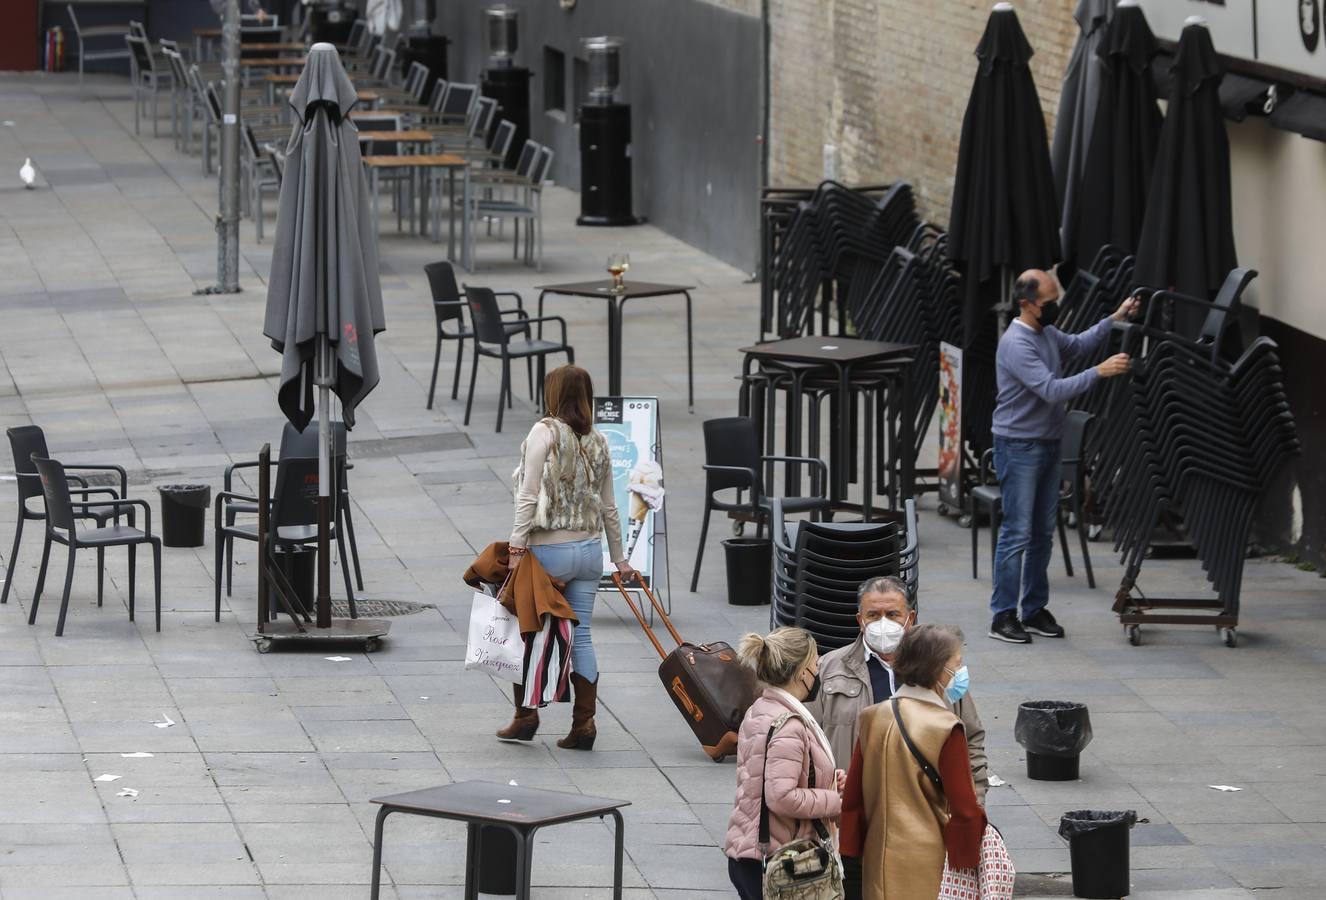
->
xmin=737 ymin=627 xmax=816 ymax=687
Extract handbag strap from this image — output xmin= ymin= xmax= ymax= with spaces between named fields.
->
xmin=891 ymin=697 xmax=943 ymax=788
xmin=758 ymin=711 xmax=832 ymax=859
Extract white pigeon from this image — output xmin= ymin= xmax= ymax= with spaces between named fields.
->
xmin=19 ymin=158 xmax=35 ymax=188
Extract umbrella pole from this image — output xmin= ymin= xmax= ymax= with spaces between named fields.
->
xmin=316 ymin=335 xmax=332 ymax=629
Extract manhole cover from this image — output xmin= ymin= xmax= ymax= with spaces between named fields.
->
xmin=332 ymin=598 xmax=432 ymax=618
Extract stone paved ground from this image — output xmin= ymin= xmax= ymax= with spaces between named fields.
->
xmin=1 ymin=72 xmax=1324 ymax=899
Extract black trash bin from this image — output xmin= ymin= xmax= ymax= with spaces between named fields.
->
xmin=1014 ymin=700 xmax=1093 ymax=781
xmin=1058 ymin=810 xmax=1137 ymax=899
xmin=477 ymin=824 xmax=517 ymax=894
xmin=157 ymin=484 xmax=210 ymax=548
xmin=722 ymin=538 xmax=771 ymax=606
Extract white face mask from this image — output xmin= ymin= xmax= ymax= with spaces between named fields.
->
xmin=864 ymin=617 xmax=906 ymax=656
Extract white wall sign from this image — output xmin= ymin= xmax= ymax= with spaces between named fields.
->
xmin=1138 ymin=0 xmax=1326 ymax=84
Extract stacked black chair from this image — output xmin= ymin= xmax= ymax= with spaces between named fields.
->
xmin=1092 ymin=269 xmax=1298 ymax=646
xmin=770 ymin=498 xmax=918 ymax=652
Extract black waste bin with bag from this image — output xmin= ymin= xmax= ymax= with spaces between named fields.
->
xmin=158 ymin=484 xmax=211 ymax=548
xmin=1015 ymin=699 xmax=1093 ymax=780
xmin=723 ymin=538 xmax=771 ymax=605
xmin=1058 ymin=809 xmax=1137 ymax=898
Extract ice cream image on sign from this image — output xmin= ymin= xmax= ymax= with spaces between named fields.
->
xmin=625 ymin=460 xmax=664 ymax=562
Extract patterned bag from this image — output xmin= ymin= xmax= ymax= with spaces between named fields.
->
xmin=938 ymin=824 xmax=1016 ymax=900
xmin=759 ymin=713 xmax=844 ymax=900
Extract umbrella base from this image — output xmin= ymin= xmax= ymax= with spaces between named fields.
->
xmin=252 ymin=618 xmax=391 ymax=653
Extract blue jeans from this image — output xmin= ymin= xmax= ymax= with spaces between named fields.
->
xmin=990 ymin=437 xmax=1061 ymax=619
xmin=530 ymin=538 xmax=603 ymax=682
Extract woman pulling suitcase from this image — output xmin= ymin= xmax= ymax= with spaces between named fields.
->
xmin=495 ymin=364 xmax=638 ymax=749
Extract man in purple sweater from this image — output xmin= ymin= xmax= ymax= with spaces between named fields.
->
xmin=988 ymin=270 xmax=1137 ymax=644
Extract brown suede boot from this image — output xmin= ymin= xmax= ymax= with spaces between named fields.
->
xmin=495 ymin=684 xmax=539 ymax=742
xmin=556 ymin=673 xmax=598 ymax=750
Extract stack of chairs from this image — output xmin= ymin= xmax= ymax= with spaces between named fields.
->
xmin=769 ymin=181 xmax=919 ymax=338
xmin=770 ymin=498 xmax=919 ymax=652
xmin=1094 ymin=269 xmax=1298 ymax=630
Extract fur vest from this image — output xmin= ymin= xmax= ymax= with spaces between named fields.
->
xmin=513 ymin=417 xmax=611 ymax=534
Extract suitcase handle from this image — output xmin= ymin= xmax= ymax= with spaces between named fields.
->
xmin=612 ymin=573 xmax=684 ymax=657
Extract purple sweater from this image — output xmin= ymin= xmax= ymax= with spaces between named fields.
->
xmin=991 ymin=316 xmax=1113 ymax=441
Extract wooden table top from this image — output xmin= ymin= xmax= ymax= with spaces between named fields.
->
xmin=244 ymin=42 xmax=306 ymax=52
xmin=241 ymin=57 xmax=306 ymax=67
xmin=357 ymin=130 xmax=435 ymax=143
xmin=362 ymin=153 xmax=466 ymax=169
xmin=194 ymin=27 xmax=220 ymax=37
xmin=265 ymin=73 xmax=300 ymax=84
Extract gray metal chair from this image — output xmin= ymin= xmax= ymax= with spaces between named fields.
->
xmin=466 ymin=146 xmax=554 ymax=271
xmin=29 ymin=456 xmax=160 ymax=637
xmin=126 ymin=35 xmax=173 ymax=136
xmin=67 ymin=4 xmax=130 ymax=85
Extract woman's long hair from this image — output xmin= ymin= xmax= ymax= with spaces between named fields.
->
xmin=543 ymin=365 xmax=594 ymax=435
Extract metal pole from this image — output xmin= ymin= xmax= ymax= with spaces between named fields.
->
xmin=198 ymin=0 xmax=242 ymax=295
xmin=316 ymin=334 xmax=332 ymax=629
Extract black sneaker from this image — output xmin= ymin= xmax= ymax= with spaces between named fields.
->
xmin=1021 ymin=608 xmax=1066 ymax=638
xmin=989 ymin=611 xmax=1032 ymax=644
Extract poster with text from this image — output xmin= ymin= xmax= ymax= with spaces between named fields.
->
xmin=594 ymin=397 xmax=660 ymax=586
xmin=938 ymin=342 xmax=963 ymax=509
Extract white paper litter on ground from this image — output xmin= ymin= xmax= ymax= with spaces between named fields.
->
xmin=988 ymin=774 xmax=1007 ymax=787
xmin=508 ymin=780 xmax=518 ymax=786
xmin=94 ymin=774 xmax=122 ymax=782
xmin=498 ymin=799 xmax=511 ymax=804
xmin=152 ymin=714 xmax=175 ymax=729
xmin=121 ymin=752 xmax=154 ymax=758
xmin=116 ymin=788 xmax=139 ymax=798
xmin=1208 ymin=784 xmax=1243 ymax=792
xmin=324 ymin=656 xmax=353 ymax=662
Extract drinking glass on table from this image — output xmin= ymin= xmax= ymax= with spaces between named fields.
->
xmin=607 ymin=253 xmax=630 ymax=292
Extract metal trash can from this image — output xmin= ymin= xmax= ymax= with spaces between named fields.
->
xmin=1014 ymin=700 xmax=1093 ymax=781
xmin=722 ymin=538 xmax=771 ymax=606
xmin=157 ymin=484 xmax=210 ymax=548
xmin=1058 ymin=810 xmax=1137 ymax=899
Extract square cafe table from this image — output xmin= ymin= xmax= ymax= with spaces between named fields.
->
xmin=740 ymin=336 xmax=916 ymax=519
xmin=536 ymin=280 xmax=695 ymax=410
xmin=370 ymin=781 xmax=629 ymax=899
xmin=362 ymin=153 xmax=469 ymax=261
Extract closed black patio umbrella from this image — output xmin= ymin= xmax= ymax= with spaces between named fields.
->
xmin=1052 ymin=0 xmax=1114 ymax=278
xmin=949 ymin=3 xmax=1060 ymax=344
xmin=1064 ymin=1 xmax=1163 ymax=273
xmin=264 ymin=43 xmax=385 ymax=629
xmin=1133 ymin=20 xmax=1237 ymax=308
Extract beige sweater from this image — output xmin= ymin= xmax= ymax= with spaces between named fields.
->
xmin=509 ymin=420 xmax=626 ymax=562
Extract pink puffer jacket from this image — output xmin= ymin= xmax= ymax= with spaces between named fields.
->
xmin=724 ymin=689 xmax=842 ymax=861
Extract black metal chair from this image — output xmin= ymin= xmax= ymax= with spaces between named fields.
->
xmin=689 ymin=416 xmax=832 ymax=592
xmin=215 ymin=455 xmax=357 ymax=622
xmin=29 ymin=456 xmax=161 ymax=637
xmin=220 ymin=422 xmax=363 ymax=599
xmin=4 ymin=426 xmax=126 ymax=607
xmin=424 ymin=262 xmax=531 ymax=408
xmin=969 ymin=410 xmax=1094 ymax=587
xmin=462 ymin=284 xmax=573 ymax=433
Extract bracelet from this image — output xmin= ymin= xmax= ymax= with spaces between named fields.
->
xmin=509 ymin=546 xmax=528 ymax=556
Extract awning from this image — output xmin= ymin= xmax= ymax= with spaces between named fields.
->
xmin=1219 ymin=72 xmax=1274 ymax=121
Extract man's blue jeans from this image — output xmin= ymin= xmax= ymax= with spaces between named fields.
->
xmin=989 ymin=436 xmax=1061 ymax=619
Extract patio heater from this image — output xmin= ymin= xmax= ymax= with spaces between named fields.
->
xmin=480 ymin=5 xmax=530 ymax=169
xmin=577 ymin=36 xmax=639 ymax=225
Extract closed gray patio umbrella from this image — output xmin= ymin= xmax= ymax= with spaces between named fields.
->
xmin=264 ymin=43 xmax=385 ymax=628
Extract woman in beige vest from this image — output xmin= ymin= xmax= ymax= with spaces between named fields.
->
xmin=495 ymin=365 xmax=637 ymax=749
xmin=839 ymin=624 xmax=986 ymax=899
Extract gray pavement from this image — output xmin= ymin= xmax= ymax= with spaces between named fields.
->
xmin=0 ymin=72 xmax=1323 ymax=899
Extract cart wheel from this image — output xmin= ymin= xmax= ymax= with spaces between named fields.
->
xmin=958 ymin=513 xmax=973 ymax=529
xmin=1088 ymin=524 xmax=1103 ymax=542
xmin=937 ymin=503 xmax=950 ymax=517
xmin=731 ymin=522 xmax=745 ymax=537
xmin=364 ymin=637 xmax=381 ymax=653
xmin=1126 ymin=625 xmax=1141 ymax=646
xmin=255 ymin=638 xmax=272 ymax=654
xmin=1222 ymin=628 xmax=1237 ymax=649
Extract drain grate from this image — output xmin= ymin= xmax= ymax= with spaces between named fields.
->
xmin=332 ymin=598 xmax=432 ymax=618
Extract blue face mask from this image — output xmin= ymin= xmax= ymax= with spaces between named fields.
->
xmin=944 ymin=665 xmax=970 ymax=704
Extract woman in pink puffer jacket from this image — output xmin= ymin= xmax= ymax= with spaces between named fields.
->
xmin=724 ymin=627 xmax=844 ymax=899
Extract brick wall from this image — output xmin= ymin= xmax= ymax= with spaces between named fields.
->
xmin=768 ymin=0 xmax=1077 ymax=224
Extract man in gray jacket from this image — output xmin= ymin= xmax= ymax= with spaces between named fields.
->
xmin=806 ymin=576 xmax=989 ymax=900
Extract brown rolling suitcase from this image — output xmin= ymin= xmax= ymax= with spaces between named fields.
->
xmin=612 ymin=574 xmax=760 ymax=762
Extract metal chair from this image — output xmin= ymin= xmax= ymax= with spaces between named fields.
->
xmin=215 ymin=455 xmax=358 ymax=622
xmin=3 ymin=426 xmax=126 ymax=607
xmin=462 ymin=285 xmax=573 ymax=433
xmin=424 ymin=261 xmax=531 ymax=408
xmin=67 ymin=4 xmax=130 ymax=85
xmin=242 ymin=125 xmax=282 ymax=242
xmin=126 ymin=35 xmax=173 ymax=136
xmin=466 ymin=146 xmax=554 ymax=271
xmin=689 ymin=416 xmax=831 ymax=592
xmin=29 ymin=456 xmax=160 ymax=637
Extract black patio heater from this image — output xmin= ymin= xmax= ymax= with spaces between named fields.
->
xmin=480 ymin=5 xmax=530 ymax=169
xmin=577 ymin=36 xmax=639 ymax=226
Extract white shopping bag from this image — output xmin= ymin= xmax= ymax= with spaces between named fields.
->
xmin=465 ymin=589 xmax=523 ymax=682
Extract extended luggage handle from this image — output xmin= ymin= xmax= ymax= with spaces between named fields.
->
xmin=612 ymin=572 xmax=683 ymax=659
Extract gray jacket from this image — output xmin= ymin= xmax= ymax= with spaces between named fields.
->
xmin=806 ymin=635 xmax=988 ymax=804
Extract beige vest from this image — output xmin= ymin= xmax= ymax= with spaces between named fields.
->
xmin=856 ymin=686 xmax=960 ymax=900
xmin=512 ymin=417 xmax=610 ymax=534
